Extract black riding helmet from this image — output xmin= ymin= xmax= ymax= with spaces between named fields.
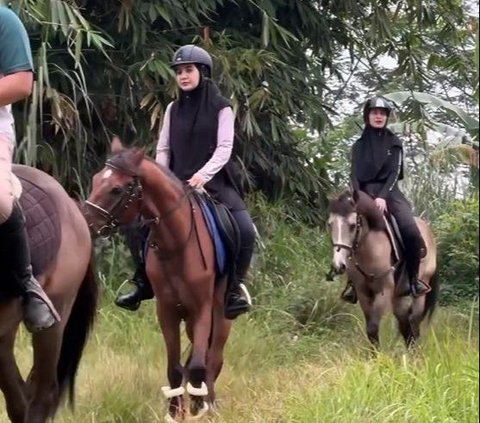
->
xmin=171 ymin=45 xmax=213 ymax=77
xmin=363 ymin=96 xmax=393 ymax=123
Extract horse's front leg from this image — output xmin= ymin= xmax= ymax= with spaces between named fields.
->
xmin=0 ymin=328 xmax=26 ymax=423
xmin=185 ymin=295 xmax=213 ymax=419
xmin=206 ymin=278 xmax=231 ymax=410
xmin=158 ymin=300 xmax=185 ymax=422
xmin=358 ymin=280 xmax=393 ymax=351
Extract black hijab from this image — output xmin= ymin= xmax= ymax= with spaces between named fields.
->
xmin=351 ymin=125 xmax=403 ymax=182
xmin=169 ymin=72 xmax=230 ymax=181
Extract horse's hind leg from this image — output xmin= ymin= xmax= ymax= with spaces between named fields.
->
xmin=408 ymin=296 xmax=426 ymax=344
xmin=25 ymin=326 xmax=63 ymax=423
xmin=158 ymin=302 xmax=185 ymax=422
xmin=393 ymin=295 xmax=415 ymax=348
xmin=0 ymin=329 xmax=26 ymax=423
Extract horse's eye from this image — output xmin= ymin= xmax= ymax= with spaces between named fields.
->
xmin=349 ymin=223 xmax=356 ymax=232
xmin=110 ymin=187 xmax=123 ymax=196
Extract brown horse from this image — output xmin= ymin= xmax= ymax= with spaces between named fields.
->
xmin=84 ymin=139 xmax=232 ymax=422
xmin=327 ymin=190 xmax=438 ymax=349
xmin=0 ymin=165 xmax=98 ymax=423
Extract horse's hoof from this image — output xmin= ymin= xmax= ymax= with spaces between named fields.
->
xmin=186 ymin=401 xmax=209 ymax=421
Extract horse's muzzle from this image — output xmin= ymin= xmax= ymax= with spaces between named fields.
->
xmin=333 ymin=262 xmax=346 ymax=275
xmin=81 ymin=202 xmax=117 ymax=239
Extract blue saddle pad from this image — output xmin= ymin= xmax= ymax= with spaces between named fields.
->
xmin=197 ymin=197 xmax=227 ymax=275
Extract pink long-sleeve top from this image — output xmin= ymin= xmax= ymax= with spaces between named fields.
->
xmin=155 ymin=102 xmax=235 ymax=183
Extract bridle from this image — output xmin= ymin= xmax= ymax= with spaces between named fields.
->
xmin=332 ymin=213 xmax=362 ymax=254
xmin=332 ymin=212 xmax=397 ymax=283
xmin=84 ymin=162 xmax=143 ymax=238
xmin=84 ymin=161 xmax=191 ymax=238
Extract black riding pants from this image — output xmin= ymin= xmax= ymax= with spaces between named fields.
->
xmin=362 ymin=184 xmax=424 ymax=282
xmin=386 ymin=190 xmax=424 ymax=281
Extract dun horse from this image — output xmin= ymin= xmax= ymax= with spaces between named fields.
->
xmin=84 ymin=140 xmax=232 ymax=422
xmin=0 ymin=165 xmax=98 ymax=423
xmin=327 ymin=190 xmax=438 ymax=348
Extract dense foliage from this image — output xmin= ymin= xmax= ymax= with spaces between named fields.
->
xmin=3 ymin=0 xmax=478 ymax=302
xmin=5 ymin=1 xmax=476 ymax=215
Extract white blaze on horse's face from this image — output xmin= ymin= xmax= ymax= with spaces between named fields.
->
xmin=328 ymin=212 xmax=357 ymax=273
xmin=102 ymin=169 xmax=113 ymax=180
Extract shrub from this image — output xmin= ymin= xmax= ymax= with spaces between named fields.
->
xmin=434 ymin=197 xmax=479 ymax=305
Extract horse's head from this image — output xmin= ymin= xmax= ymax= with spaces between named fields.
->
xmin=327 ymin=190 xmax=359 ymax=274
xmin=84 ymin=137 xmax=145 ymax=238
xmin=327 ymin=189 xmax=387 ymax=274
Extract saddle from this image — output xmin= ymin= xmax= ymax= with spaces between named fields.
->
xmin=383 ymin=213 xmax=427 ymax=263
xmin=384 ymin=213 xmax=427 ymax=295
xmin=13 ymin=167 xmax=62 ymax=277
xmin=195 ymin=191 xmax=240 ymax=280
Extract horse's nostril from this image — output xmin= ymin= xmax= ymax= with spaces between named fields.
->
xmin=334 ymin=263 xmax=346 ymax=274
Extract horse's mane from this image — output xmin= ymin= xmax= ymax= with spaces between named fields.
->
xmin=107 ymin=148 xmax=184 ymax=190
xmin=329 ymin=189 xmax=386 ymax=231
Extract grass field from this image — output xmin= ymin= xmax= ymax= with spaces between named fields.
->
xmin=2 ymin=294 xmax=477 ymax=423
xmin=2 ymin=202 xmax=478 ymax=423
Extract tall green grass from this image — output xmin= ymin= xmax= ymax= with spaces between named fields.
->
xmin=2 ymin=299 xmax=477 ymax=422
xmin=1 ymin=199 xmax=478 ymax=422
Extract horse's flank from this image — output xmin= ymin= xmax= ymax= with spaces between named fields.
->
xmin=0 ymin=164 xmax=98 ymax=423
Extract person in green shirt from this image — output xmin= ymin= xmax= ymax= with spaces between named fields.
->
xmin=0 ymin=6 xmax=60 ymax=332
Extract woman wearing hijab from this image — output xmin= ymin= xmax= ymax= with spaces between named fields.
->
xmin=341 ymin=96 xmax=430 ymax=303
xmin=116 ymin=45 xmax=254 ymax=320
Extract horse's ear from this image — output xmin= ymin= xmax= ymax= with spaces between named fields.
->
xmin=111 ymin=136 xmax=124 ymax=154
xmin=130 ymin=147 xmax=145 ymax=167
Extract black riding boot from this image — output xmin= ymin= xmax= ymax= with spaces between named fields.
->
xmin=340 ymin=280 xmax=358 ymax=304
xmin=0 ymin=202 xmax=60 ymax=332
xmin=225 ymin=279 xmax=252 ymax=320
xmin=224 ymin=210 xmax=254 ymax=320
xmin=115 ymin=218 xmax=153 ymax=311
xmin=115 ymin=265 xmax=153 ymax=311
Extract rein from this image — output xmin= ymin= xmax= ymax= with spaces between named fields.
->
xmin=148 ymin=195 xmax=200 ymax=262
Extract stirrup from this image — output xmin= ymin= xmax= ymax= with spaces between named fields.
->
xmin=24 ymin=276 xmax=61 ymax=322
xmin=340 ymin=283 xmax=357 ymax=304
xmin=23 ymin=296 xmax=60 ymax=332
xmin=238 ymin=283 xmax=252 ymax=306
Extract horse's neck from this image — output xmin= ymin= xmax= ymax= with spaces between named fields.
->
xmin=358 ymin=222 xmax=391 ymax=262
xmin=139 ymin=160 xmax=183 ymax=215
xmin=138 ymin=160 xmax=192 ymax=251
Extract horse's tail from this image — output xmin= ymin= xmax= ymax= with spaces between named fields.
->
xmin=423 ymin=271 xmax=439 ymax=321
xmin=57 ymin=250 xmax=98 ymax=407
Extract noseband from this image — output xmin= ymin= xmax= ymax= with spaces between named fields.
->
xmin=332 ymin=212 xmax=397 ymax=282
xmin=85 ymin=161 xmax=194 ymax=240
